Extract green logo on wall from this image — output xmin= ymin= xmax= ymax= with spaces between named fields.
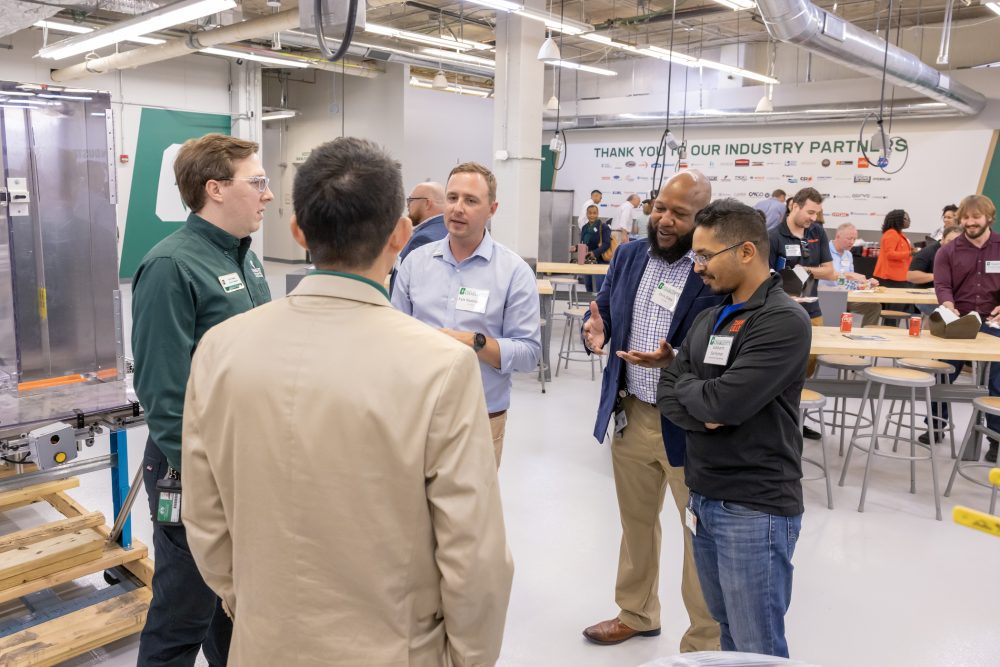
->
xmin=119 ymin=108 xmax=231 ymax=279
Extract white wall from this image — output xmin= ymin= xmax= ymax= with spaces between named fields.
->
xmin=1 ymin=28 xmax=233 ymax=263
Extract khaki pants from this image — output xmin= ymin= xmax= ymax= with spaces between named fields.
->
xmin=612 ymin=396 xmax=720 ymax=652
xmin=489 ymin=412 xmax=507 ymax=468
xmin=850 ymin=302 xmax=882 ymax=328
xmin=806 ymin=316 xmax=824 ymax=377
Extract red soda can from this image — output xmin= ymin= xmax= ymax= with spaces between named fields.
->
xmin=840 ymin=312 xmax=853 ymax=333
xmin=909 ymin=316 xmax=922 ymax=337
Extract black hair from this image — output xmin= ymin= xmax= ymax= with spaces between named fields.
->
xmin=694 ymin=198 xmax=770 ymax=257
xmin=882 ymin=209 xmax=909 ymax=233
xmin=293 ymin=137 xmax=403 ymax=268
xmin=942 ymin=204 xmax=958 ymax=215
xmin=591 ymin=189 xmax=602 ymax=196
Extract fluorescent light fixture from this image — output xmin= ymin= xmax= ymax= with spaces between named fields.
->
xmin=710 ymin=0 xmax=756 ymax=9
xmin=514 ymin=8 xmax=592 ymax=36
xmin=550 ymin=60 xmax=617 ymax=76
xmin=983 ymin=2 xmax=1000 ymax=16
xmin=365 ymin=22 xmax=481 ymax=51
xmin=38 ymin=93 xmax=93 ymax=101
xmin=580 ymin=33 xmax=614 ymax=45
xmin=201 ymin=47 xmax=309 ymax=68
xmin=410 ymin=78 xmax=491 ymax=97
xmin=0 ymin=99 xmax=53 ymax=106
xmin=262 ymin=110 xmax=298 ymax=121
xmin=463 ymin=0 xmax=523 ymax=11
xmin=422 ymin=48 xmax=496 ymax=67
xmin=642 ymin=46 xmax=699 ymax=66
xmin=697 ymin=59 xmax=779 ymax=84
xmin=35 ymin=20 xmax=166 ymax=45
xmin=619 ymin=113 xmax=668 ymax=120
xmin=37 ymin=0 xmax=235 ymax=60
xmin=0 ymin=90 xmax=35 ymax=96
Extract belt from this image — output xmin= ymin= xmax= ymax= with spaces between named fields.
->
xmin=488 ymin=410 xmax=507 ymax=419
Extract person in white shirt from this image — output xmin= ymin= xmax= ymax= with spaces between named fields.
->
xmin=579 ymin=190 xmax=603 ymax=228
xmin=613 ymin=194 xmax=641 ymax=233
xmin=820 ymin=222 xmax=880 ymax=326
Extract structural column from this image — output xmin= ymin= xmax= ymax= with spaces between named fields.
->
xmin=229 ymin=61 xmax=264 ymax=247
xmin=491 ymin=6 xmax=545 ymax=260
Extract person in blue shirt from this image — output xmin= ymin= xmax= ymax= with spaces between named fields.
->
xmin=753 ymin=189 xmax=786 ymax=230
xmin=392 ymin=162 xmax=541 ymax=467
xmin=820 ymin=222 xmax=881 ymax=326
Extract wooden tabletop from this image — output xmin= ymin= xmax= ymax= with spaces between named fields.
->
xmin=847 ymin=288 xmax=937 ymax=305
xmin=536 ymin=279 xmax=553 ymax=296
xmin=811 ymin=326 xmax=1000 ymax=361
xmin=536 ymin=261 xmax=609 ymax=276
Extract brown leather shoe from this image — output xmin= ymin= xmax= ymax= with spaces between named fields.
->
xmin=582 ymin=618 xmax=661 ymax=645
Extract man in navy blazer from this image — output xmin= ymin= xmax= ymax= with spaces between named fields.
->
xmin=390 ymin=182 xmax=447 ymax=294
xmin=581 ymin=171 xmax=722 ymax=652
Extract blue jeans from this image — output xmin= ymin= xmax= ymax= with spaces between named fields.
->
xmin=687 ymin=492 xmax=802 ymax=658
xmin=137 ymin=437 xmax=232 ymax=667
xmin=930 ymin=323 xmax=1000 ymax=443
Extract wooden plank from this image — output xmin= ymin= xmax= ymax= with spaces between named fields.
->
xmin=0 ymin=512 xmax=104 ymax=554
xmin=0 ymin=540 xmax=147 ymax=604
xmin=812 ymin=326 xmax=1000 ymax=362
xmin=0 ymin=480 xmax=79 ymax=511
xmin=120 ymin=552 xmax=155 ymax=587
xmin=0 ymin=529 xmax=104 ymax=583
xmin=0 ymin=587 xmax=151 ymax=667
xmin=43 ymin=490 xmax=89 ymax=520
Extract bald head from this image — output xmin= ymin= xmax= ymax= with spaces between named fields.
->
xmin=407 ymin=181 xmax=445 ymax=226
xmin=664 ymin=170 xmax=712 ymax=213
xmin=647 ymin=170 xmax=712 ymax=263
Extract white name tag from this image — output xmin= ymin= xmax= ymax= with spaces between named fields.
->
xmin=704 ymin=335 xmax=734 ymax=366
xmin=456 ymin=286 xmax=489 ymax=313
xmin=218 ymin=273 xmax=245 ymax=293
xmin=986 ymin=261 xmax=1000 ymax=274
xmin=685 ymin=506 xmax=698 ymax=536
xmin=785 ymin=244 xmax=802 ymax=258
xmin=651 ymin=281 xmax=683 ymax=311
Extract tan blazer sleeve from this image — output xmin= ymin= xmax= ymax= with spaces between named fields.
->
xmin=425 ymin=348 xmax=514 ymax=667
xmin=181 ymin=337 xmax=236 ymax=617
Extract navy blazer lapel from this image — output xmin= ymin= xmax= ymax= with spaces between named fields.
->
xmin=666 ymin=267 xmax=705 ymax=342
xmin=614 ymin=242 xmax=651 ymax=346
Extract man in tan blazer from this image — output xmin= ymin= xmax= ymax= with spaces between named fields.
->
xmin=182 ymin=137 xmax=514 ymax=666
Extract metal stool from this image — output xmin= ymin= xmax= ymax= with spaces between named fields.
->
xmin=945 ymin=396 xmax=1000 ymax=514
xmin=893 ymin=358 xmax=957 ymax=458
xmin=816 ymin=355 xmax=873 ymax=456
xmin=800 ymin=389 xmax=833 ymax=509
xmin=880 ymin=309 xmax=911 ymax=327
xmin=537 ymin=317 xmax=548 ymax=393
xmin=556 ymin=307 xmax=602 ymax=380
xmin=839 ymin=366 xmax=942 ymax=520
xmin=548 ymin=277 xmax=580 ymax=312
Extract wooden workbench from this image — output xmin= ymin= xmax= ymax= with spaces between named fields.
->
xmin=847 ymin=288 xmax=938 ymax=305
xmin=810 ymin=326 xmax=1000 ymax=362
xmin=536 ymin=262 xmax=609 ymax=276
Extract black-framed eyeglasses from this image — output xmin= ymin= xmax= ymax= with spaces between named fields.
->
xmin=406 ymin=197 xmax=429 ymax=205
xmin=693 ymin=241 xmax=745 ymax=267
xmin=216 ymin=175 xmax=270 ymax=193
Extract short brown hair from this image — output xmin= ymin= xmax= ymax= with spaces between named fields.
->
xmin=790 ymin=187 xmax=823 ymax=208
xmin=957 ymin=194 xmax=996 ymax=225
xmin=448 ymin=162 xmax=497 ymax=202
xmin=174 ymin=133 xmax=258 ymax=213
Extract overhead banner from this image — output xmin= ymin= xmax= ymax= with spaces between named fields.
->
xmin=555 ymin=126 xmax=991 ymax=233
xmin=119 ymin=108 xmax=232 ymax=279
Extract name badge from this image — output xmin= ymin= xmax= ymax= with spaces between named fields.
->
xmin=651 ymin=281 xmax=683 ymax=311
xmin=785 ymin=244 xmax=802 ymax=258
xmin=218 ymin=273 xmax=246 ymax=293
xmin=704 ymin=335 xmax=734 ymax=366
xmin=456 ymin=287 xmax=489 ymax=313
xmin=986 ymin=261 xmax=1000 ymax=274
xmin=685 ymin=506 xmax=698 ymax=536
xmin=614 ymin=408 xmax=628 ymax=435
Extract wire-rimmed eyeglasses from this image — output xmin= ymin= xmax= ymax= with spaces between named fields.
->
xmin=693 ymin=241 xmax=745 ymax=267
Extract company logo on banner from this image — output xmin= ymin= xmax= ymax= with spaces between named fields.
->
xmin=550 ymin=129 xmax=1000 ymax=232
xmin=120 ymin=108 xmax=232 ymax=279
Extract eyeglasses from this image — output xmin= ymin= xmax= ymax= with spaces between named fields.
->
xmin=406 ymin=197 xmax=428 ymax=205
xmin=217 ymin=176 xmax=270 ymax=193
xmin=693 ymin=241 xmax=745 ymax=267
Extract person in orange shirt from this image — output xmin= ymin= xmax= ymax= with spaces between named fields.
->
xmin=873 ymin=209 xmax=913 ymax=287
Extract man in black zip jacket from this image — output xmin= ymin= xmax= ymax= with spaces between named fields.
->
xmin=657 ymin=199 xmax=811 ymax=659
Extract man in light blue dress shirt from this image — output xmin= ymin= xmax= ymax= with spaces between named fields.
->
xmin=753 ymin=189 xmax=787 ymax=231
xmin=393 ymin=162 xmax=541 ymax=467
xmin=819 ymin=222 xmax=881 ymax=326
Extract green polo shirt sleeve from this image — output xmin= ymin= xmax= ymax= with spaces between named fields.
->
xmin=132 ymin=256 xmax=198 ymax=471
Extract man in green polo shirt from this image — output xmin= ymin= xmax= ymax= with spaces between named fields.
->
xmin=132 ymin=133 xmax=272 ymax=666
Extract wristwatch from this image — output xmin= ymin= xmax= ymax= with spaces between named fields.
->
xmin=473 ymin=332 xmax=487 ymax=352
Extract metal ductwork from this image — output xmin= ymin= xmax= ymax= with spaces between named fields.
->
xmin=755 ymin=0 xmax=986 ymax=115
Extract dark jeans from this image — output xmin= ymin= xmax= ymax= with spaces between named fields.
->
xmin=137 ymin=437 xmax=232 ymax=667
xmin=930 ymin=323 xmax=1000 ymax=447
xmin=688 ymin=492 xmax=801 ymax=658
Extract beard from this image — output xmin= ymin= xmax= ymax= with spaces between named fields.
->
xmin=647 ymin=220 xmax=693 ymax=263
xmin=966 ymin=224 xmax=988 ymax=240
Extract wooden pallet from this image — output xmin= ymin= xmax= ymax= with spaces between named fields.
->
xmin=0 ymin=469 xmax=154 ymax=666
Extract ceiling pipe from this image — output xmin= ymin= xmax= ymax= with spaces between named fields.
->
xmin=755 ymin=0 xmax=985 ymax=115
xmin=51 ymin=9 xmax=303 ymax=82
